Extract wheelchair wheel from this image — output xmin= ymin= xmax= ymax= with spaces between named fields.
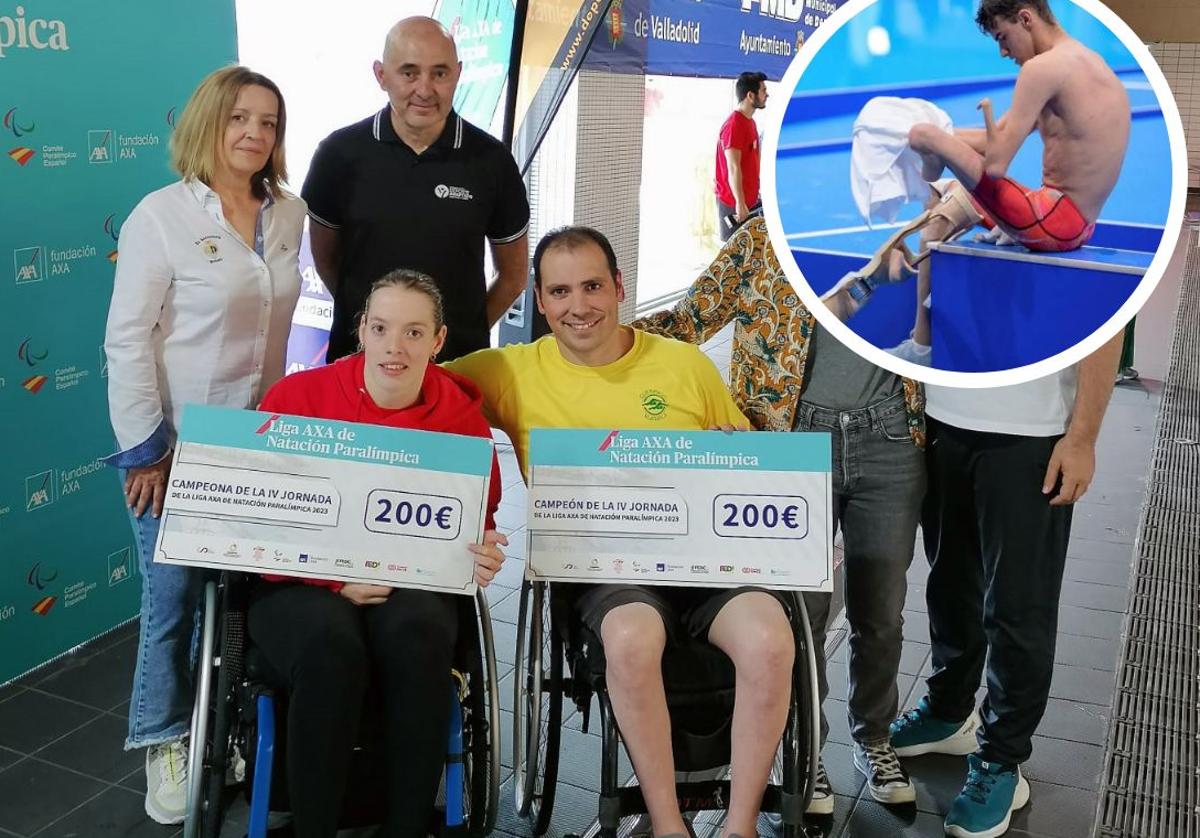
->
xmin=461 ymin=590 xmax=501 ymax=836
xmin=513 ymin=581 xmax=562 ymax=835
xmin=781 ymin=592 xmax=822 ymax=837
xmin=184 ymin=574 xmax=248 ymax=838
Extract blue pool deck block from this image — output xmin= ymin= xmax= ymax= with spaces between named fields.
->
xmin=789 ymin=221 xmax=1161 ymax=370
xmin=928 ymin=237 xmax=1153 ymax=372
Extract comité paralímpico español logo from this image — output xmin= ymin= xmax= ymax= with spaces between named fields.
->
xmin=27 ymin=561 xmax=58 ymax=616
xmin=4 ymin=105 xmax=35 ymax=166
xmin=104 ymin=212 xmax=121 ymax=262
xmin=17 ymin=336 xmax=48 ymax=393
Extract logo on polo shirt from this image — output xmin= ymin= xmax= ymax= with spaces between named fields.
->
xmin=434 ymin=183 xmax=473 ymax=201
xmin=640 ymin=389 xmax=668 ymax=420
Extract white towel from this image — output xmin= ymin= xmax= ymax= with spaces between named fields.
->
xmin=850 ymin=96 xmax=954 ymax=225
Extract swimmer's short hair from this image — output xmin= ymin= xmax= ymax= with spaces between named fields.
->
xmin=736 ymin=71 xmax=768 ymax=102
xmin=975 ymin=0 xmax=1056 ymax=32
xmin=533 ymin=227 xmax=619 ymax=288
xmin=359 ymin=269 xmax=445 ymax=330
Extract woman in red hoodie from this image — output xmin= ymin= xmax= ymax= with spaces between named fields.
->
xmin=248 ymin=269 xmax=506 ymax=838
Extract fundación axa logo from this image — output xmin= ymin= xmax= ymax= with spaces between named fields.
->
xmin=25 ymin=468 xmax=55 ymax=510
xmin=87 ymin=129 xmax=112 ymax=164
xmin=108 ymin=547 xmax=133 ymax=586
xmin=13 ymin=245 xmax=45 ymax=284
xmin=434 ymin=183 xmax=473 ymax=201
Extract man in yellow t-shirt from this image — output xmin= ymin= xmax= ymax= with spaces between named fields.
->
xmin=447 ymin=226 xmax=794 ymax=838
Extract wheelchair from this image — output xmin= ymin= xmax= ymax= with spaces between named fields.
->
xmin=182 ymin=571 xmax=501 ymax=838
xmin=512 ymin=579 xmax=822 ymax=837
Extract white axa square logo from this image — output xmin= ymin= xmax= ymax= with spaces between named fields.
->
xmin=25 ymin=469 xmax=55 ymax=511
xmin=88 ymin=130 xmax=114 ymax=164
xmin=14 ymin=246 xmax=46 ymax=284
xmin=108 ymin=547 xmax=134 ymax=586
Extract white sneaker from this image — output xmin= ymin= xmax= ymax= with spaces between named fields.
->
xmin=145 ymin=739 xmax=189 ymax=825
xmin=888 ymin=338 xmax=933 ymax=366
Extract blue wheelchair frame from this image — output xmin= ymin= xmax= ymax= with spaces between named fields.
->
xmin=183 ymin=573 xmax=500 ymax=838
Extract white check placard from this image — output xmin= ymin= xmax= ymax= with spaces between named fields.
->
xmin=526 ymin=429 xmax=833 ymax=591
xmin=154 ymin=405 xmax=493 ymax=595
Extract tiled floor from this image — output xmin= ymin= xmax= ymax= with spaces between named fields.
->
xmin=0 ymin=327 xmax=1158 ymax=837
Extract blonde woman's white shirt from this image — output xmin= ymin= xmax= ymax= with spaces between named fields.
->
xmin=104 ymin=178 xmax=305 ymax=465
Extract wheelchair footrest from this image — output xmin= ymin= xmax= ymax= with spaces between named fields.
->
xmin=607 ymin=780 xmax=735 ymax=817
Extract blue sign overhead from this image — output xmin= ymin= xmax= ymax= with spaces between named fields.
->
xmin=583 ymin=0 xmax=847 ymax=80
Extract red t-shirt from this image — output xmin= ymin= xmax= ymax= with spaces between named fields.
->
xmin=714 ymin=110 xmax=760 ymax=208
xmin=256 ymin=354 xmax=503 ymax=592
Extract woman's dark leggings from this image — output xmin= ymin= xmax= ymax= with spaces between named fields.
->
xmin=247 ymin=582 xmax=458 ymax=838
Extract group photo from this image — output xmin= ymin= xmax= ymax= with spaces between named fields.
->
xmin=0 ymin=2 xmax=1196 ymax=838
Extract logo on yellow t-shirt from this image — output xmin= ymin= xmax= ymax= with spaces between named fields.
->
xmin=640 ymin=389 xmax=668 ymax=419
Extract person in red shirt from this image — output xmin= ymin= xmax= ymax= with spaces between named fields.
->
xmin=248 ymin=269 xmax=506 ymax=838
xmin=715 ymin=70 xmax=768 ymax=241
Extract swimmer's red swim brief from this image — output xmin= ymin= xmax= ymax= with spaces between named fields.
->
xmin=969 ymin=174 xmax=1095 ymax=252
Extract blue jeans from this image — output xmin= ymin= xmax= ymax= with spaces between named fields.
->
xmin=796 ymin=392 xmax=926 ymax=744
xmin=122 ymin=473 xmax=207 ymax=749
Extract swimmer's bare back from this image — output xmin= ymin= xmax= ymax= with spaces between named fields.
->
xmin=1028 ymin=38 xmax=1130 ymax=223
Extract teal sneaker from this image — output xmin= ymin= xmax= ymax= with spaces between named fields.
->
xmin=944 ymin=754 xmax=1030 ymax=838
xmin=890 ymin=696 xmax=981 ymax=757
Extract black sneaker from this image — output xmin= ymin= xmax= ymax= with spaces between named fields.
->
xmin=853 ymin=740 xmax=916 ymax=804
xmin=806 ymin=758 xmax=834 ymax=815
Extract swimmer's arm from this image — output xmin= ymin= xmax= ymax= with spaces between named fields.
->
xmin=980 ymin=57 xmax=1056 ymax=178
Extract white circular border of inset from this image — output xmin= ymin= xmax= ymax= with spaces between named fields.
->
xmin=759 ymin=0 xmax=1188 ymax=389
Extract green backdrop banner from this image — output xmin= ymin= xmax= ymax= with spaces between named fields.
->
xmin=0 ymin=1 xmax=237 ymax=684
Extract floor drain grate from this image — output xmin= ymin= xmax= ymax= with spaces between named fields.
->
xmin=1096 ymin=227 xmax=1200 ymax=838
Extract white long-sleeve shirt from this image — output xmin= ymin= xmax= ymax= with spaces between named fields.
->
xmin=103 ymin=178 xmax=305 ymax=467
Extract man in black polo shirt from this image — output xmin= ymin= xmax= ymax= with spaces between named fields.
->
xmin=303 ymin=16 xmax=530 ymax=363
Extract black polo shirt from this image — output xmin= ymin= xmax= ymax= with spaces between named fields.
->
xmin=302 ymin=107 xmax=529 ymax=363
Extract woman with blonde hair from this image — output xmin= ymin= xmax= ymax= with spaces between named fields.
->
xmin=102 ymin=65 xmax=305 ymax=825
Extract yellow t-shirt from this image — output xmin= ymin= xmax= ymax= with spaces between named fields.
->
xmin=445 ymin=329 xmax=749 ymax=479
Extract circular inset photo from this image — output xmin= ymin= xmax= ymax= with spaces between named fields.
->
xmin=760 ymin=0 xmax=1188 ymax=386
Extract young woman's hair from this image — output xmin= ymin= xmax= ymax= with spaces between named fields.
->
xmin=170 ymin=65 xmax=288 ymax=200
xmin=360 ymin=269 xmax=446 ymax=331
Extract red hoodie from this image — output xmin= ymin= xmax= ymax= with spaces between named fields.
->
xmin=257 ymin=353 xmax=503 ymax=592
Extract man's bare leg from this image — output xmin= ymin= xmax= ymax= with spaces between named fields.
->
xmin=707 ymin=592 xmax=795 ymax=838
xmin=909 ymin=123 xmax=986 ymax=191
xmin=601 ymin=603 xmax=688 ymax=836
